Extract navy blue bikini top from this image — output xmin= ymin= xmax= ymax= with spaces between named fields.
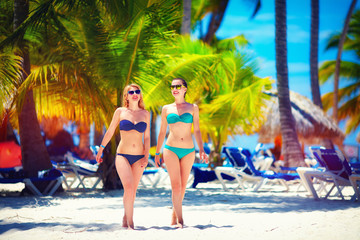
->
xmin=119 ymin=119 xmax=147 ymax=133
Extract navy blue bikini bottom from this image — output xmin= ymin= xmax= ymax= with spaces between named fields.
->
xmin=117 ymin=153 xmax=144 ymax=165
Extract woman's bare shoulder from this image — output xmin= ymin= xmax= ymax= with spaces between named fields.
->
xmin=190 ymin=103 xmax=199 ymax=114
xmin=162 ymin=104 xmax=174 ymax=112
xmin=163 ymin=103 xmax=174 ymax=109
xmin=141 ymin=109 xmax=150 ymax=117
xmin=115 ymin=107 xmax=126 ymax=114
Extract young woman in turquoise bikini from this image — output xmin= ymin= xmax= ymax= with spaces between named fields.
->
xmin=155 ymin=78 xmax=208 ymax=228
xmin=96 ymin=84 xmax=150 ymax=230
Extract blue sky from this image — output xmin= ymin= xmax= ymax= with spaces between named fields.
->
xmin=193 ymin=0 xmax=360 ymax=150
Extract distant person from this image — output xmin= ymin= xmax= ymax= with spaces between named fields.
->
xmin=155 ymin=78 xmax=208 ymax=228
xmin=47 ymin=130 xmax=74 ymax=157
xmin=270 ymin=135 xmax=282 ymax=161
xmin=96 ymin=84 xmax=150 ymax=230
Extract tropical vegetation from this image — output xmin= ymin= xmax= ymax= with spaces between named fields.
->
xmin=319 ymin=9 xmax=360 ymax=135
xmin=0 ymin=0 xmax=272 ymax=190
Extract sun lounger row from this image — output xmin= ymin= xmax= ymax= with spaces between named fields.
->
xmin=0 ymin=167 xmax=64 ymax=196
xmin=297 ymin=147 xmax=360 ymax=201
xmin=215 ymin=147 xmax=299 ymax=192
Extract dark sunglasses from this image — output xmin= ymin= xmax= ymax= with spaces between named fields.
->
xmin=128 ymin=89 xmax=141 ymax=95
xmin=170 ymin=84 xmax=184 ymax=90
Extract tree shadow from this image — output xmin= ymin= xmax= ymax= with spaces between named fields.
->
xmin=0 ymin=220 xmax=125 ymax=235
xmin=1 ymin=185 xmax=358 ymax=213
xmin=136 ymin=224 xmax=234 ymax=231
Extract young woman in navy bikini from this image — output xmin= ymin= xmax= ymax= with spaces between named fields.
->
xmin=96 ymin=84 xmax=150 ymax=230
xmin=155 ymin=78 xmax=208 ymax=228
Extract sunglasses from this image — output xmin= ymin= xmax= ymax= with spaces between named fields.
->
xmin=128 ymin=89 xmax=141 ymax=95
xmin=170 ymin=85 xmax=184 ymax=90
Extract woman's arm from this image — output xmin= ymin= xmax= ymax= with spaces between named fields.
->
xmin=154 ymin=106 xmax=168 ymax=167
xmin=141 ymin=110 xmax=151 ymax=167
xmin=193 ymin=104 xmax=208 ymax=163
xmin=96 ymin=108 xmax=122 ymax=163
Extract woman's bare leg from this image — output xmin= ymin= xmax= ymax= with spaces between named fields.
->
xmin=121 ymin=159 xmax=145 ymax=229
xmin=171 ymin=151 xmax=195 ymax=227
xmin=115 ymin=156 xmax=135 ymax=229
xmin=163 ymin=149 xmax=183 ymax=227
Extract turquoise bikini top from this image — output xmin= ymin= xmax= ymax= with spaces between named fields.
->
xmin=167 ymin=112 xmax=193 ymax=124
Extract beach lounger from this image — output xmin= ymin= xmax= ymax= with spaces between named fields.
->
xmin=214 ymin=147 xmax=249 ymax=191
xmin=53 ymin=151 xmax=102 ymax=190
xmin=137 ymin=158 xmax=168 ymax=188
xmin=140 ymin=167 xmax=167 ymax=188
xmin=215 ymin=147 xmax=299 ymax=192
xmin=215 ymin=147 xmax=274 ymax=191
xmin=0 ymin=167 xmax=64 ymax=196
xmin=299 ymin=148 xmax=358 ymax=200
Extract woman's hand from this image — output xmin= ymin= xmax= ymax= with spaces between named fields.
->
xmin=155 ymin=155 xmax=161 ymax=167
xmin=140 ymin=157 xmax=148 ymax=168
xmin=199 ymin=150 xmax=209 ymax=164
xmin=96 ymin=149 xmax=103 ymax=164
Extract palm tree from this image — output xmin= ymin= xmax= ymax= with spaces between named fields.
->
xmin=193 ymin=0 xmax=261 ymax=45
xmin=319 ymin=10 xmax=360 ymax=135
xmin=13 ymin=0 xmax=53 ymax=177
xmin=141 ymin=36 xmax=272 ymax=164
xmin=332 ymin=0 xmax=357 ymax=123
xmin=310 ymin=0 xmax=322 ymax=108
xmin=275 ymin=0 xmax=303 ymax=167
xmin=181 ymin=0 xmax=192 ymax=35
xmin=203 ymin=0 xmax=229 ymax=44
xmin=310 ymin=0 xmax=334 ymax=149
xmin=0 ymin=0 xmax=182 ymax=189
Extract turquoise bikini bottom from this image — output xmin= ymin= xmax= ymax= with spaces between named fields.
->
xmin=164 ymin=144 xmax=195 ymax=159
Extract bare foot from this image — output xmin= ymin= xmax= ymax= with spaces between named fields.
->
xmin=175 ymin=219 xmax=184 ymax=229
xmin=171 ymin=209 xmax=177 ymax=225
xmin=122 ymin=215 xmax=128 ymax=228
xmin=128 ymin=221 xmax=134 ymax=230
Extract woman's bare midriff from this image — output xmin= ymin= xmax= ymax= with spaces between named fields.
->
xmin=166 ymin=123 xmax=194 ymax=148
xmin=117 ymin=131 xmax=145 ymax=155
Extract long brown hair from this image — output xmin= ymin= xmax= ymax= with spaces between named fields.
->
xmin=122 ymin=84 xmax=145 ymax=109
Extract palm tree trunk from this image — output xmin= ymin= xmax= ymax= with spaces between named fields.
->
xmin=78 ymin=123 xmax=90 ymax=150
xmin=14 ymin=0 xmax=52 ymax=177
xmin=310 ymin=0 xmax=334 ymax=149
xmin=203 ymin=0 xmax=229 ymax=45
xmin=181 ymin=0 xmax=191 ymax=35
xmin=333 ymin=0 xmax=357 ymax=123
xmin=310 ymin=0 xmax=322 ymax=108
xmin=102 ymin=87 xmax=123 ymax=189
xmin=275 ymin=0 xmax=303 ymax=167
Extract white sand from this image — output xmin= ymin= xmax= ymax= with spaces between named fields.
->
xmin=1 ymin=181 xmax=360 ymax=240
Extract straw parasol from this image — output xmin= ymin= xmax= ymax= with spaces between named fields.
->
xmin=258 ymin=91 xmax=345 ymax=146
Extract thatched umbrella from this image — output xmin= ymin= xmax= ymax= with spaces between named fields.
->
xmin=258 ymin=91 xmax=345 ymax=147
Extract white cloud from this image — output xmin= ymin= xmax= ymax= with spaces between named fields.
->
xmin=289 ymin=62 xmax=310 ymax=73
xmin=256 ymin=58 xmax=276 ymax=78
xmin=218 ymin=22 xmax=309 ymax=45
xmin=319 ymin=30 xmax=337 ymax=41
xmin=223 ymin=15 xmax=249 ymax=24
xmin=253 ymin=13 xmax=274 ymax=22
xmin=287 ymin=24 xmax=309 ymax=43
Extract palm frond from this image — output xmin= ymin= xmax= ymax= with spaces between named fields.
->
xmin=319 ymin=60 xmax=360 ymax=84
xmin=215 ymin=35 xmax=250 ymax=52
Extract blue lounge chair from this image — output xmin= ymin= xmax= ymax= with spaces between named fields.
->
xmin=53 ymin=151 xmax=102 ymax=190
xmin=300 ymin=148 xmax=358 ymax=200
xmin=0 ymin=167 xmax=64 ymax=196
xmin=139 ymin=159 xmax=167 ymax=188
xmin=215 ymin=147 xmax=299 ymax=192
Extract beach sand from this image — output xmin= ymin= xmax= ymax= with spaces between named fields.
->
xmin=1 ymin=180 xmax=359 ymax=240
